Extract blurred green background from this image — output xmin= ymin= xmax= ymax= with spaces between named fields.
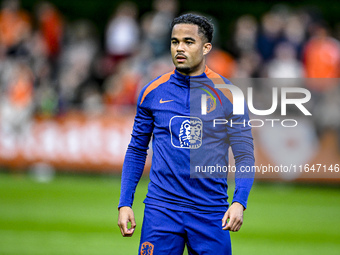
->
xmin=0 ymin=172 xmax=339 ymax=255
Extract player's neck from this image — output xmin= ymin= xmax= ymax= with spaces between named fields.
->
xmin=176 ymin=62 xmax=206 ymax=77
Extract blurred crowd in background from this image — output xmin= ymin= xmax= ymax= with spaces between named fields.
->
xmin=0 ymin=0 xmax=340 ymax=137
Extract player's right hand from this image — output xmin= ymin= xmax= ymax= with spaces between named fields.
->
xmin=117 ymin=206 xmax=136 ymax=237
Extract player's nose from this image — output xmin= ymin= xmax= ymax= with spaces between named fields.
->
xmin=176 ymin=42 xmax=185 ymax=52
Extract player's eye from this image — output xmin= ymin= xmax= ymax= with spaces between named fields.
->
xmin=171 ymin=40 xmax=178 ymax=45
xmin=186 ymin=41 xmax=193 ymax=45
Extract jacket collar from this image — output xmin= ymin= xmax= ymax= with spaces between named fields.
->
xmin=172 ymin=66 xmax=209 ymax=87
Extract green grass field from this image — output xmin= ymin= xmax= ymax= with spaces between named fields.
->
xmin=0 ymin=172 xmax=339 ymax=255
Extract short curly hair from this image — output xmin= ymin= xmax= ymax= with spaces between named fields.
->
xmin=171 ymin=13 xmax=214 ymax=43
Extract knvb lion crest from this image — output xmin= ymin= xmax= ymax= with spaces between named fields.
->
xmin=170 ymin=116 xmax=203 ymax=149
xmin=140 ymin=242 xmax=154 ymax=255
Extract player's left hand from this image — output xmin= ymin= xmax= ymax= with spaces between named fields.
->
xmin=222 ymin=202 xmax=244 ymax=232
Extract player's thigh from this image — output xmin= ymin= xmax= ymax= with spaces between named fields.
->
xmin=139 ymin=205 xmax=186 ymax=255
xmin=185 ymin=211 xmax=231 ymax=255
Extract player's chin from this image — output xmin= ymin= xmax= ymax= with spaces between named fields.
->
xmin=175 ymin=65 xmax=191 ymax=73
xmin=174 ymin=61 xmax=186 ymax=67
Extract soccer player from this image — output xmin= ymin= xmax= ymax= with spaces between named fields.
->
xmin=118 ymin=13 xmax=255 ymax=254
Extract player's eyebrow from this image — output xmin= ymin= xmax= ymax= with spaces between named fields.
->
xmin=183 ymin=37 xmax=196 ymax=41
xmin=171 ymin=37 xmax=196 ymax=42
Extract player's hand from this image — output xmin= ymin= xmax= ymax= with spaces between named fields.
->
xmin=118 ymin=206 xmax=136 ymax=237
xmin=222 ymin=202 xmax=244 ymax=232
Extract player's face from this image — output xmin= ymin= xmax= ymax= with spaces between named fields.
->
xmin=171 ymin=24 xmax=212 ymax=76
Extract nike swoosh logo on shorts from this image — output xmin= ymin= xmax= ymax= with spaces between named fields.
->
xmin=159 ymin=99 xmax=174 ymax=104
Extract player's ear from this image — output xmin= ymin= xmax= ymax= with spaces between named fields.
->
xmin=203 ymin=43 xmax=212 ymax=56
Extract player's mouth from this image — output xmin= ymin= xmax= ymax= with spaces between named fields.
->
xmin=176 ymin=54 xmax=187 ymax=63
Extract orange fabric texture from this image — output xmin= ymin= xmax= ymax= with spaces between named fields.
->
xmin=140 ymin=70 xmax=174 ymax=105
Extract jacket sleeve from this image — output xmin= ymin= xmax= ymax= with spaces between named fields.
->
xmin=227 ymin=100 xmax=255 ymax=209
xmin=118 ymin=87 xmax=154 ymax=208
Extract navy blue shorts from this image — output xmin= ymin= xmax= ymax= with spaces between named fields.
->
xmin=139 ymin=205 xmax=231 ymax=255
